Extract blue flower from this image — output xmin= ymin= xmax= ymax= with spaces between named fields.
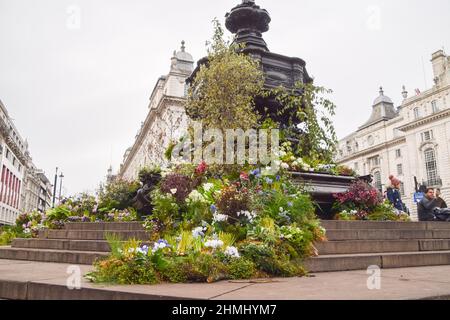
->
xmin=265 ymin=178 xmax=273 ymax=185
xmin=276 ymin=175 xmax=281 ymax=181
xmin=287 ymin=202 xmax=293 ymax=208
xmin=250 ymin=169 xmax=262 ymax=178
xmin=210 ymin=204 xmax=217 ymax=213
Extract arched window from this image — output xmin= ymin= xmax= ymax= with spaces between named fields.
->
xmin=424 ymin=148 xmax=439 ymax=186
xmin=431 ymin=100 xmax=439 ymax=113
xmin=414 ymin=107 xmax=421 ymax=119
xmin=373 ymin=171 xmax=382 ymax=192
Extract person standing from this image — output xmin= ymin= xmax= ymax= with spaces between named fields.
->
xmin=386 ymin=175 xmax=407 ymax=213
xmin=418 ymin=188 xmax=439 ymax=221
xmin=435 ymin=189 xmax=448 ymax=208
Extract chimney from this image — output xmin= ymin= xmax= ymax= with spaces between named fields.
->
xmin=431 ymin=50 xmax=447 ymax=84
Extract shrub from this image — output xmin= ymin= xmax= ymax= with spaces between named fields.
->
xmin=216 ymin=186 xmax=251 ymax=221
xmin=98 ymin=179 xmax=140 ymax=211
xmin=334 ymin=180 xmax=383 ymax=213
xmin=160 ymin=174 xmax=193 ymax=204
xmin=227 ymin=258 xmax=256 ymax=280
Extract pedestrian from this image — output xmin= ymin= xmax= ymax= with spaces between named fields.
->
xmin=386 ymin=175 xmax=407 ymax=213
xmin=435 ymin=189 xmax=447 ymax=208
xmin=417 ymin=188 xmax=450 ymax=221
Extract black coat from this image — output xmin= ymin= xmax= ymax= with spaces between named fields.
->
xmin=418 ymin=197 xmax=438 ymax=221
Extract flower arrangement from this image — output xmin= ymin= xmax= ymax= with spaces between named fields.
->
xmin=87 ymin=161 xmax=326 ymax=285
xmin=333 ymin=180 xmax=410 ymax=221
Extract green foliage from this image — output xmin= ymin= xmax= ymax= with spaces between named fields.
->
xmin=261 ymin=189 xmax=316 ymax=225
xmin=105 ymin=233 xmax=124 ymax=259
xmin=227 ymin=258 xmax=256 ymax=280
xmin=0 ymin=226 xmax=24 ymax=246
xmin=186 ymin=19 xmax=264 ymax=131
xmin=45 ymin=205 xmax=72 ymax=228
xmin=266 ymin=82 xmax=338 ymax=164
xmin=97 ymin=179 xmax=140 ymax=211
xmin=150 ymin=190 xmax=180 ymax=231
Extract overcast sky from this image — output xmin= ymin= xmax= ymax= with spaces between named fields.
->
xmin=1 ymin=0 xmax=449 ymax=195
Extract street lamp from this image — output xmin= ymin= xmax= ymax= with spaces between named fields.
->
xmin=52 ymin=167 xmax=58 ymax=208
xmin=59 ymin=172 xmax=64 ymax=204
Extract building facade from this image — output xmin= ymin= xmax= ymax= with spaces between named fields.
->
xmin=119 ymin=42 xmax=194 ymax=181
xmin=0 ymin=100 xmax=52 ymax=225
xmin=0 ymin=100 xmax=26 ymax=225
xmin=20 ymin=158 xmax=52 ymax=214
xmin=336 ymin=50 xmax=450 ymax=221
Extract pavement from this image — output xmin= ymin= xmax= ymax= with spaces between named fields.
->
xmin=0 ymin=259 xmax=450 ymax=300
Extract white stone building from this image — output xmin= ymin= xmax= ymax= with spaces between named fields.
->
xmin=119 ymin=42 xmax=194 ymax=181
xmin=336 ymin=50 xmax=450 ymax=220
xmin=0 ymin=100 xmax=52 ymax=225
xmin=0 ymin=100 xmax=26 ymax=225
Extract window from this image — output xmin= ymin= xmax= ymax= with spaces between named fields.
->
xmin=354 ymin=162 xmax=359 ymax=171
xmin=400 ymin=182 xmax=405 ymax=196
xmin=373 ymin=171 xmax=382 ymax=192
xmin=397 ymin=164 xmax=403 ymax=176
xmin=369 ymin=156 xmax=380 ymax=167
xmin=414 ymin=107 xmax=420 ymax=119
xmin=432 ymin=100 xmax=439 ymax=113
xmin=424 ymin=148 xmax=439 ymax=186
xmin=367 ymin=135 xmax=375 ymax=146
xmin=421 ymin=130 xmax=434 ymax=142
xmin=395 ymin=149 xmax=402 ymax=158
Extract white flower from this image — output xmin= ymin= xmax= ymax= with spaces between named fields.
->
xmin=204 ymin=239 xmax=224 ymax=249
xmin=281 ymin=162 xmax=290 ymax=170
xmin=187 ymin=190 xmax=206 ymax=203
xmin=192 ymin=226 xmax=206 ymax=239
xmin=237 ymin=210 xmax=258 ymax=223
xmin=152 ymin=240 xmax=170 ymax=253
xmin=170 ymin=188 xmax=178 ymax=195
xmin=213 ymin=213 xmax=229 ymax=223
xmin=224 ymin=246 xmax=240 ymax=259
xmin=202 ymin=183 xmax=214 ymax=192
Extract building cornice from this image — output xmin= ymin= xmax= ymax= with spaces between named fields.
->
xmin=119 ymin=95 xmax=186 ymax=177
xmin=337 ymin=136 xmax=406 ymax=163
xmin=397 ymin=108 xmax=450 ymax=132
xmin=401 ymin=84 xmax=450 ymax=108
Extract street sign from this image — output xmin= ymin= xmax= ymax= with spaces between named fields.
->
xmin=414 ymin=192 xmax=425 ymax=204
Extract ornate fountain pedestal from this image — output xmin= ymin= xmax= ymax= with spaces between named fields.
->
xmin=291 ymin=172 xmax=357 ymax=220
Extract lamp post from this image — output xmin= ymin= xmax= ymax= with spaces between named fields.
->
xmin=52 ymin=167 xmax=58 ymax=208
xmin=58 ymin=172 xmax=64 ymax=204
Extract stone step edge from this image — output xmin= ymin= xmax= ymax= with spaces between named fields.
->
xmin=0 ymin=247 xmax=108 ymax=265
xmin=12 ymin=238 xmax=152 ymax=252
xmin=320 ymin=221 xmax=450 ymax=229
xmin=305 ymin=250 xmax=450 ymax=273
xmin=316 ymin=239 xmax=450 ymax=254
xmin=0 ymin=279 xmax=191 ymax=300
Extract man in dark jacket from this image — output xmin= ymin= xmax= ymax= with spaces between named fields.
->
xmin=418 ymin=188 xmax=438 ymax=221
xmin=418 ymin=188 xmax=450 ymax=221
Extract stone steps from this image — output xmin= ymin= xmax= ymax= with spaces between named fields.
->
xmin=64 ymin=222 xmax=145 ymax=231
xmin=39 ymin=229 xmax=150 ymax=241
xmin=0 ymin=247 xmax=107 ymax=265
xmin=305 ymin=250 xmax=450 ymax=273
xmin=306 ymin=221 xmax=450 ymax=272
xmin=12 ymin=239 xmax=112 ymax=252
xmin=12 ymin=238 xmax=152 ymax=252
xmin=325 ymin=229 xmax=450 ymax=241
xmin=316 ymin=239 xmax=450 ymax=255
xmin=4 ymin=221 xmax=450 ymax=273
xmin=321 ymin=220 xmax=450 ymax=230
